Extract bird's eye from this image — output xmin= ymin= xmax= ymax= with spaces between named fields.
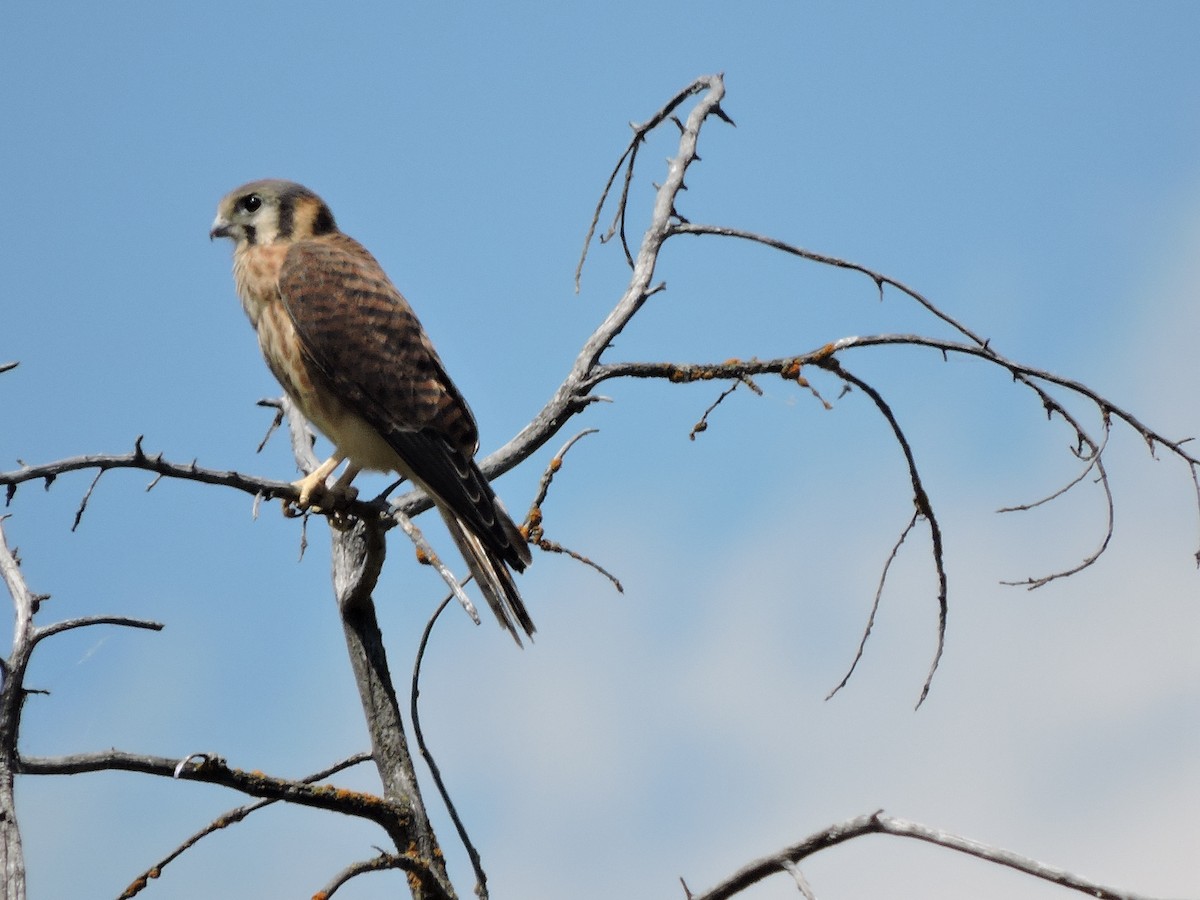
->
xmin=238 ymin=194 xmax=262 ymax=213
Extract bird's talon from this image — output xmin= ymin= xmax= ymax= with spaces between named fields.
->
xmin=282 ymin=473 xmax=357 ymax=519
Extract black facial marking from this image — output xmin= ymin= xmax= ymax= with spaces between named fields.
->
xmin=311 ymin=203 xmax=336 ymax=235
xmin=276 ymin=198 xmax=295 ymax=240
xmin=244 ymin=224 xmax=257 ymax=246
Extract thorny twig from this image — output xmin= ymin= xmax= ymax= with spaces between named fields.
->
xmin=524 ymin=429 xmax=624 ymax=592
xmin=817 ymin=358 xmax=947 ymax=708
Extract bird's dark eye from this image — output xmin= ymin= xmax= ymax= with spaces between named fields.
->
xmin=238 ymin=194 xmax=262 ymax=213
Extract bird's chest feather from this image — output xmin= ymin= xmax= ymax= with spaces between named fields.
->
xmin=230 ymin=244 xmax=399 ymax=471
xmin=232 ymin=245 xmax=323 ymax=414
xmin=232 ymin=244 xmax=289 ymax=327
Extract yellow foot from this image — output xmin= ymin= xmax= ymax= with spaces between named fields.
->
xmin=281 ymin=468 xmax=359 ymax=518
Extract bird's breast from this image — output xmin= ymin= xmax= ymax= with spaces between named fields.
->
xmin=232 ymin=244 xmax=290 ymax=327
xmin=234 ymin=248 xmax=401 ymax=474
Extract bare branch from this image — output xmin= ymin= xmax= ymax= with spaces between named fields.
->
xmin=0 ymin=519 xmax=36 ymax=653
xmin=0 ymin=518 xmax=32 ymax=900
xmin=0 ymin=438 xmax=392 ymax=524
xmin=317 ymin=852 xmax=415 ymax=899
xmin=19 ymin=750 xmax=398 ymax=827
xmin=269 ymin=395 xmax=456 ymax=900
xmin=71 ymin=469 xmax=106 ymax=531
xmin=690 ymin=811 xmax=1166 ymax=900
xmin=587 ymin=330 xmax=1200 ymax=569
xmin=999 ymin=416 xmax=1116 ymax=589
xmin=534 ymin=538 xmax=625 ymax=592
xmin=779 ymin=860 xmax=817 ymax=900
xmin=466 ymin=74 xmax=731 ymax=493
xmin=576 ymin=75 xmax=730 ymax=290
xmin=0 ymin=443 xmax=296 ymax=508
xmin=998 ymin=415 xmax=1111 ymax=513
xmin=411 ymin=594 xmax=489 ymax=899
xmin=32 ymin=615 xmax=163 ymax=646
xmin=689 ymin=382 xmax=742 ymax=440
xmin=522 ymin=430 xmax=624 ymax=592
xmin=0 ymin=362 xmax=17 ymax=376
xmin=254 ymin=398 xmax=285 ymax=453
xmin=119 ymin=752 xmax=371 ymax=898
xmin=819 ymin=359 xmax=947 ymax=709
xmin=391 ymin=508 xmax=479 ymax=626
xmin=826 ymin=511 xmax=921 ymax=702
xmin=526 ymin=428 xmax=599 ymax=517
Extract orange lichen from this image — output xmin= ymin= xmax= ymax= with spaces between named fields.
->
xmin=813 ymin=342 xmax=837 ymax=360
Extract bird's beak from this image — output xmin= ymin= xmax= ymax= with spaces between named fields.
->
xmin=209 ymin=216 xmax=233 ymax=241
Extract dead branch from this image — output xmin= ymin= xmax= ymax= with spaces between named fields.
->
xmin=523 ymin=429 xmax=624 ymax=592
xmin=118 ymin=752 xmax=372 ymax=898
xmin=411 ymin=594 xmax=489 ymax=900
xmin=690 ymin=811 xmax=1166 ymax=900
xmin=818 ymin=358 xmax=947 ymax=708
xmin=19 ymin=750 xmax=395 ymax=829
xmin=0 ymin=519 xmax=32 ymax=900
xmin=827 ymin=510 xmax=921 ymax=702
xmin=317 ymin=852 xmax=414 ymax=899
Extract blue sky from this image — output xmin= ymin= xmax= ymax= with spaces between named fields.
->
xmin=2 ymin=3 xmax=1199 ymax=898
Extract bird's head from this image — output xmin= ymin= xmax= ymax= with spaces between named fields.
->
xmin=210 ymin=179 xmax=337 ymax=247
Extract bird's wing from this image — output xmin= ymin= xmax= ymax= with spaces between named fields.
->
xmin=277 ymin=235 xmax=477 ymax=446
xmin=276 ymin=236 xmax=530 ymax=573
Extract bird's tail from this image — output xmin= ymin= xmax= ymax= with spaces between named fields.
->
xmin=440 ymin=510 xmax=536 ymax=645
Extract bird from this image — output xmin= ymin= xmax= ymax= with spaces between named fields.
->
xmin=210 ymin=179 xmax=534 ymax=642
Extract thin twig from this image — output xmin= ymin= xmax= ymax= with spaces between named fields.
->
xmin=71 ymin=470 xmax=105 ymax=531
xmin=576 ymin=76 xmax=727 ymax=290
xmin=690 ymin=382 xmax=741 ymax=440
xmin=526 ymin=429 xmax=599 ymax=516
xmin=826 ymin=511 xmax=920 ymax=701
xmin=779 ymin=860 xmax=817 ymax=900
xmin=254 ymin=399 xmax=285 ymax=453
xmin=411 ymin=593 xmax=488 ymax=899
xmin=391 ymin=508 xmax=479 ymax=625
xmin=818 ymin=359 xmax=947 ymax=708
xmin=523 ymin=430 xmax=624 ymax=593
xmin=996 ymin=416 xmax=1111 ymax=513
xmin=537 ymin=539 xmax=625 ymax=592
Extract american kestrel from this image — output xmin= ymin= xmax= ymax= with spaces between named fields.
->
xmin=210 ymin=179 xmax=534 ymax=642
